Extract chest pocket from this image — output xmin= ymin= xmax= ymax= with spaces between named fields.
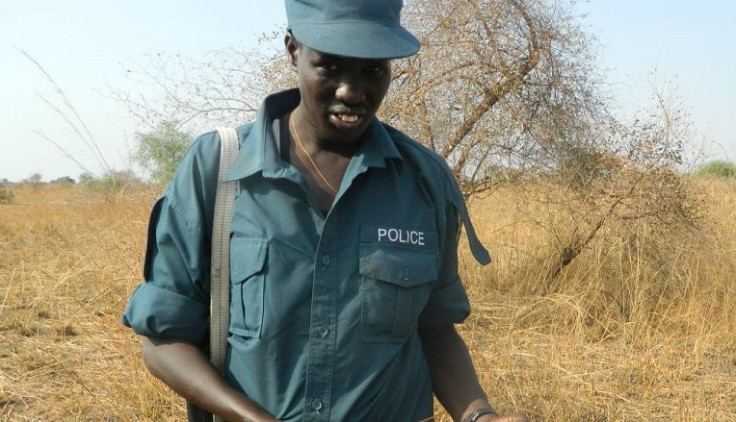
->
xmin=359 ymin=241 xmax=438 ymax=343
xmin=229 ymin=238 xmax=268 ymax=339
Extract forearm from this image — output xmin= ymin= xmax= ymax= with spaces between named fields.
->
xmin=419 ymin=325 xmax=492 ymax=421
xmin=141 ymin=336 xmax=277 ymax=422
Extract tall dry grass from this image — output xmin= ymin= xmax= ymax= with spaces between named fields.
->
xmin=0 ymin=180 xmax=734 ymax=421
xmin=455 ymin=177 xmax=736 ymax=421
xmin=0 ymin=185 xmax=176 ymax=420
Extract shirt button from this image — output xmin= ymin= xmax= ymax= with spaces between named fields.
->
xmin=311 ymin=399 xmax=324 ymax=412
xmin=317 ymin=326 xmax=329 ymax=338
xmin=321 ymin=254 xmax=331 ymax=268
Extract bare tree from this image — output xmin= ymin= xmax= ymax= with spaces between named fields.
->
xmin=382 ymin=0 xmax=608 ymax=195
xmin=115 ymin=34 xmax=290 ymax=133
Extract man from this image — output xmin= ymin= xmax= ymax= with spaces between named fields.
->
xmin=122 ymin=0 xmax=528 ymax=421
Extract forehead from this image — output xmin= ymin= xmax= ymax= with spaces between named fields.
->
xmin=300 ymin=44 xmax=391 ymax=66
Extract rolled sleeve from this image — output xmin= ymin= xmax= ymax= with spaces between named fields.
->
xmin=122 ymin=283 xmax=209 ymax=343
xmin=121 ymin=195 xmax=210 ymax=345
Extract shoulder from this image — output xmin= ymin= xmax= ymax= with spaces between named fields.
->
xmin=167 ymin=130 xmax=219 ymax=198
xmin=172 ymin=123 xmax=255 ymax=187
xmin=182 ymin=123 xmax=254 ymax=165
xmin=382 ymin=123 xmax=458 ymax=194
xmin=164 ymin=123 xmax=255 ymax=221
xmin=383 ymin=123 xmax=493 ymax=265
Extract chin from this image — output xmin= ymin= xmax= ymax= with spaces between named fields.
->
xmin=324 ymin=119 xmax=372 ymax=142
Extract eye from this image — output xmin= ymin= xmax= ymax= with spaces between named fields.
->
xmin=320 ymin=62 xmax=339 ymax=72
xmin=365 ymin=61 xmax=389 ymax=75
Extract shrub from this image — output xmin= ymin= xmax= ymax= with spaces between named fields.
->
xmin=134 ymin=121 xmax=191 ymax=186
xmin=696 ymin=160 xmax=736 ymax=178
xmin=79 ymin=170 xmax=142 ymax=198
xmin=0 ymin=187 xmax=14 ymax=204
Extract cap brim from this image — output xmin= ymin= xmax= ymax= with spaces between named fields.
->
xmin=291 ymin=22 xmax=420 ymax=59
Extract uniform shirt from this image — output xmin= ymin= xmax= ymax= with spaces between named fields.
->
xmin=122 ymin=89 xmax=490 ymax=421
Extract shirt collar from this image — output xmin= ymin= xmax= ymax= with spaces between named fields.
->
xmin=224 ymin=88 xmax=401 ymax=182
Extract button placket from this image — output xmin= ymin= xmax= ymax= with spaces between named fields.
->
xmin=304 ymin=228 xmax=337 ymax=421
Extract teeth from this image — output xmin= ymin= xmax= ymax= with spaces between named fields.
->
xmin=338 ymin=114 xmax=359 ymax=123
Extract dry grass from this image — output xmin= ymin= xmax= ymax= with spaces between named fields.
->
xmin=0 ymin=185 xmax=175 ymax=421
xmin=1 ymin=180 xmax=734 ymax=421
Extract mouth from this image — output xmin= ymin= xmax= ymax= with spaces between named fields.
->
xmin=329 ymin=112 xmax=365 ymax=130
xmin=337 ymin=114 xmax=359 ymax=123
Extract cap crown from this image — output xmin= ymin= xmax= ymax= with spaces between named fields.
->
xmin=288 ymin=0 xmax=402 ymax=26
xmin=285 ymin=0 xmax=419 ymax=59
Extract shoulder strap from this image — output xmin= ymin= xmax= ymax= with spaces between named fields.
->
xmin=187 ymin=127 xmax=239 ymax=422
xmin=210 ymin=127 xmax=239 ymax=373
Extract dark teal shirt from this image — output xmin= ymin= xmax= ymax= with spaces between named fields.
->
xmin=123 ymin=89 xmax=490 ymax=421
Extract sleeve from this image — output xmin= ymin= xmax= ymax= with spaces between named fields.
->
xmin=121 ymin=131 xmax=221 ymax=345
xmin=417 ymin=157 xmax=491 ymax=329
xmin=417 ymin=201 xmax=471 ymax=329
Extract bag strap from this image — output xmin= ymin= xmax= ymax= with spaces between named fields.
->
xmin=187 ymin=127 xmax=239 ymax=422
xmin=210 ymin=127 xmax=239 ymax=372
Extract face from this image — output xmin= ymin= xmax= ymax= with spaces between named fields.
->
xmin=286 ymin=33 xmax=392 ymax=144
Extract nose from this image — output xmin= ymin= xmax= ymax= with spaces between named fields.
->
xmin=335 ymin=79 xmax=365 ymax=106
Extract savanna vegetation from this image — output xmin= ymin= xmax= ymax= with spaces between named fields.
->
xmin=0 ymin=179 xmax=734 ymax=421
xmin=4 ymin=0 xmax=735 ymax=420
xmin=697 ymin=160 xmax=736 ymax=179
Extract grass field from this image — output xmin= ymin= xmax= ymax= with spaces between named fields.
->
xmin=1 ymin=180 xmax=734 ymax=421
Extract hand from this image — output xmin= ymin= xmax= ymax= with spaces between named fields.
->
xmin=481 ymin=413 xmax=529 ymax=422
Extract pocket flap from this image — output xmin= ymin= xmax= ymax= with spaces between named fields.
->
xmin=230 ymin=238 xmax=268 ymax=284
xmin=359 ymin=243 xmax=438 ymax=288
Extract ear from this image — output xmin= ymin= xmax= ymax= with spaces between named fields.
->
xmin=285 ymin=32 xmax=299 ymax=68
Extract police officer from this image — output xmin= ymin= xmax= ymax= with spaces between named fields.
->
xmin=123 ymin=1 xmax=528 ymax=421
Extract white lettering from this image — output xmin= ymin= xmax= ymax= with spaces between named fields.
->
xmin=378 ymin=228 xmax=387 ymax=242
xmin=376 ymin=227 xmax=426 ymax=246
xmin=399 ymin=229 xmax=407 ymax=243
xmin=388 ymin=229 xmax=399 ymax=242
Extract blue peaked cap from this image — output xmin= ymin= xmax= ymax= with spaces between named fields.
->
xmin=285 ymin=0 xmax=420 ymax=59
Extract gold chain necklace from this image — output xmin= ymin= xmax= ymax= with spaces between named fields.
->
xmin=289 ymin=115 xmax=339 ymax=195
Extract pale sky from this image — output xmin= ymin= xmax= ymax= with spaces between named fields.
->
xmin=1 ymin=1 xmax=734 ymax=182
